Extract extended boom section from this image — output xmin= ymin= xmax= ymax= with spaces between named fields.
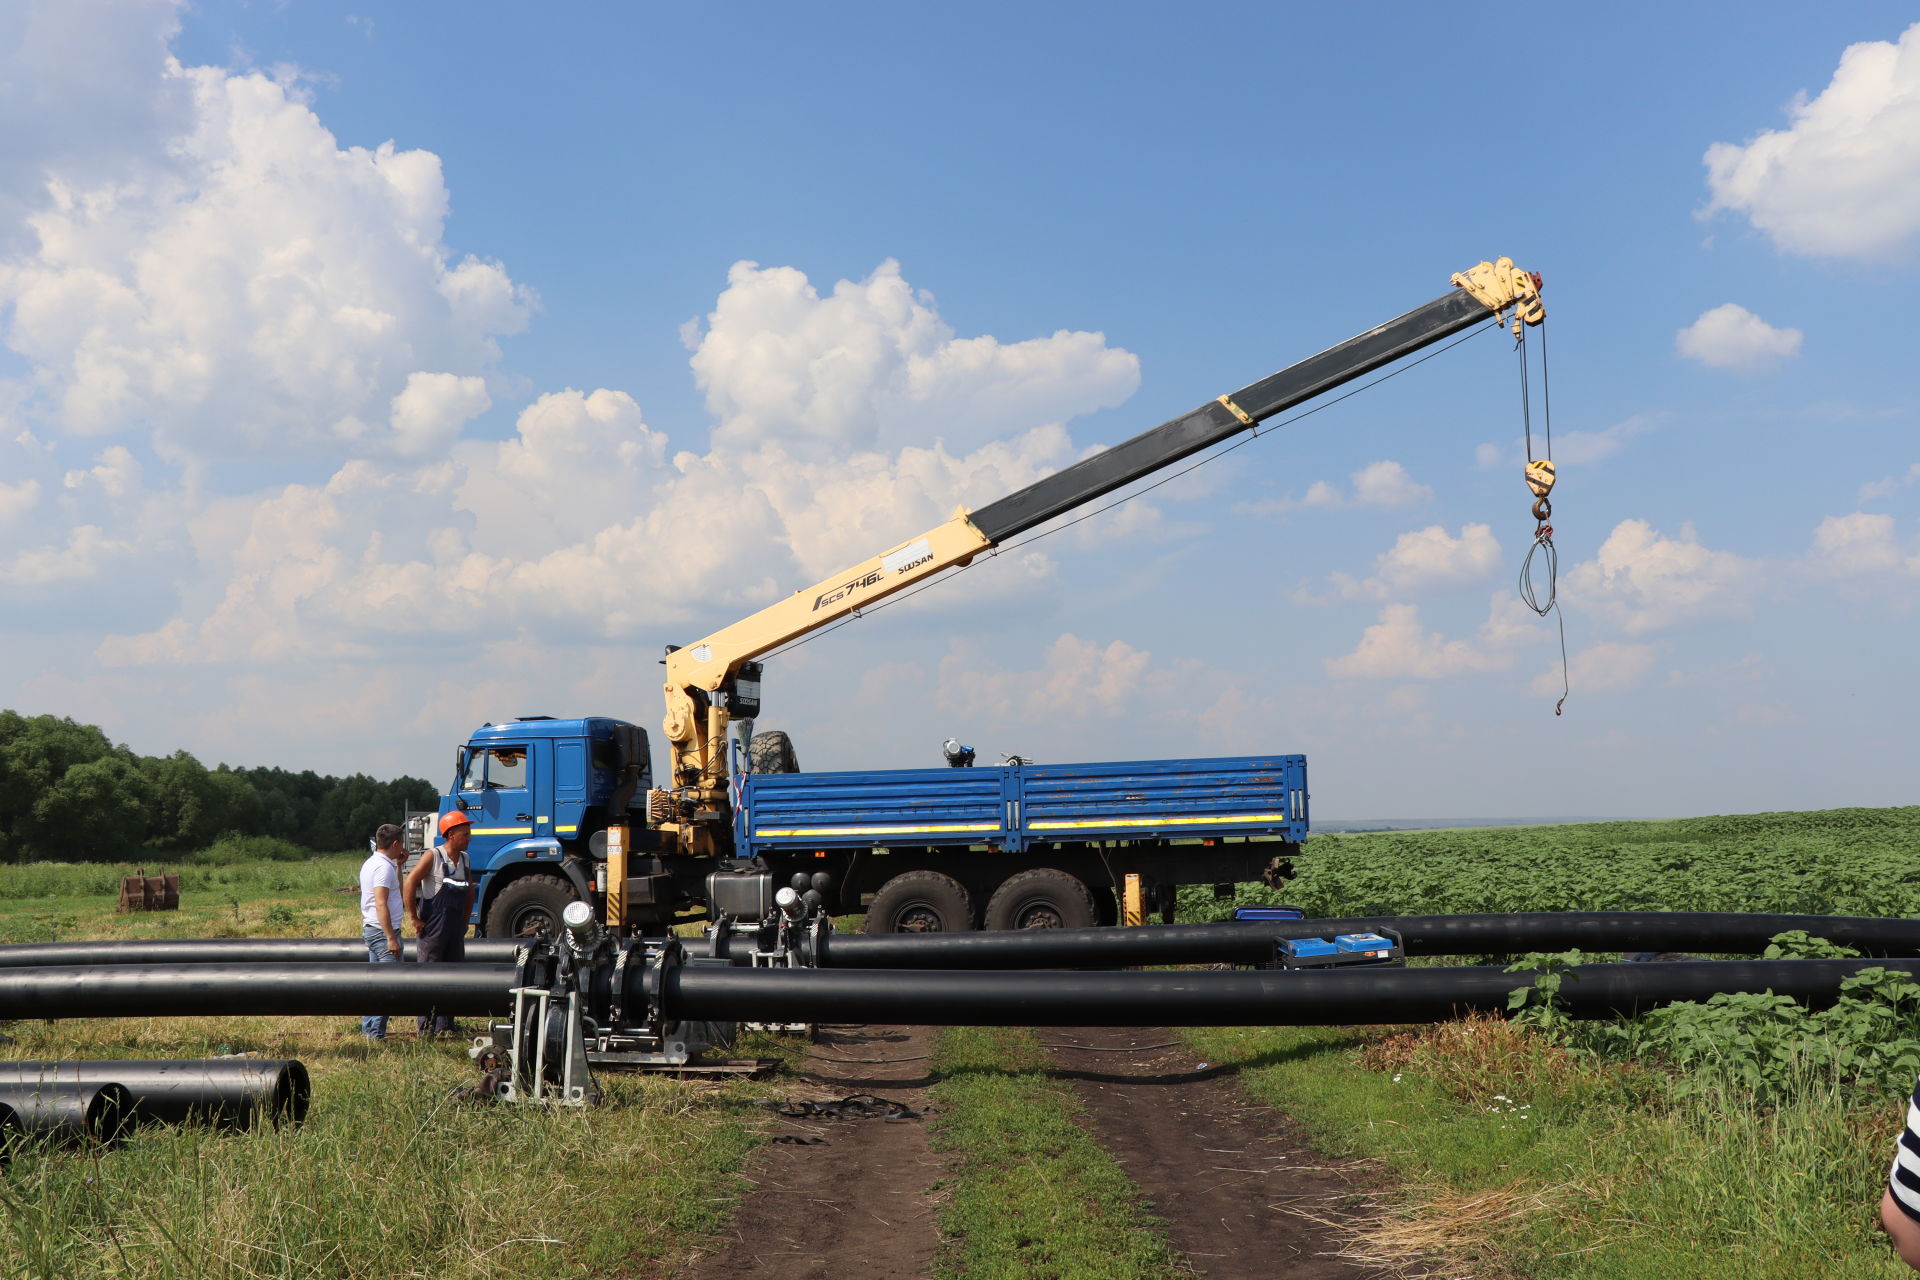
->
xmin=656 ymin=258 xmax=1544 ymax=858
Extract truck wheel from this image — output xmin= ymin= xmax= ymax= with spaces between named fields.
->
xmin=484 ymin=874 xmax=578 ymax=939
xmin=864 ymin=871 xmax=974 ymax=934
xmin=984 ymin=868 xmax=1098 ymax=931
xmin=749 ymin=730 xmax=800 ymax=774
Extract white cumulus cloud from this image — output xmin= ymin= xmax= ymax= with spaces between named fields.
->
xmin=1241 ymin=459 xmax=1431 ymax=516
xmin=1562 ymin=519 xmax=1766 ymax=634
xmin=689 ymin=259 xmax=1138 ymax=459
xmin=936 ymin=633 xmax=1152 ymax=724
xmin=1702 ymin=22 xmax=1920 ymax=260
xmin=0 ymin=47 xmax=532 ymax=462
xmin=1675 ymin=304 xmax=1802 ymax=373
xmin=94 ymin=259 xmax=1133 ymax=666
xmin=1323 ymin=603 xmax=1510 ymax=680
xmin=1534 ymin=641 xmax=1656 ymax=697
xmin=1801 ymin=512 xmax=1920 ymax=579
xmin=1312 ymin=523 xmax=1501 ymax=602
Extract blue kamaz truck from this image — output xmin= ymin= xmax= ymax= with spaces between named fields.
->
xmin=425 ymin=258 xmax=1542 ymax=937
xmin=436 ymin=715 xmax=1306 ymax=937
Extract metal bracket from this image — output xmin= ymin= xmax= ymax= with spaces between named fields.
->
xmin=1451 ymin=258 xmax=1545 ymax=336
xmin=496 ymin=984 xmax=596 ymax=1107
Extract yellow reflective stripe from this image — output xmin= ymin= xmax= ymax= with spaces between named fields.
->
xmin=1029 ymin=813 xmax=1290 ymax=830
xmin=555 ymin=825 xmax=578 ymax=834
xmin=471 ymin=826 xmax=534 ymax=836
xmin=753 ymin=823 xmax=998 ymax=838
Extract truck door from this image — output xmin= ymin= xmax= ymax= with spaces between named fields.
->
xmin=456 ymin=743 xmax=537 ymax=867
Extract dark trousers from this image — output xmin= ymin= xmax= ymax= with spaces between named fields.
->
xmin=416 ymin=891 xmax=468 ymax=1034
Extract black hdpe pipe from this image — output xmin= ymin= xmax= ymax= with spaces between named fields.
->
xmin=0 ymin=1081 xmax=133 ymax=1146
xmin=0 ymin=939 xmax=523 ymax=967
xmin=0 ymin=1061 xmax=310 ymax=1129
xmin=6 ymin=956 xmax=1920 ymax=1027
xmin=803 ymin=912 xmax=1920 ymax=969
xmin=667 ymin=957 xmax=1920 ymax=1026
xmin=0 ymin=964 xmax=514 ymax=1020
xmin=13 ymin=913 xmax=1920 ymax=973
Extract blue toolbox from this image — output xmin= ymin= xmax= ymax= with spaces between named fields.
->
xmin=1277 ymin=927 xmax=1404 ymax=970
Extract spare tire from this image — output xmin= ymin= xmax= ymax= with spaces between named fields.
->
xmin=983 ymin=868 xmax=1099 ymax=931
xmin=748 ymin=730 xmax=800 ymax=774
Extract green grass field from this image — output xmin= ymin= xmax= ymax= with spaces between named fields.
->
xmin=4 ymin=807 xmax=1919 ymax=1277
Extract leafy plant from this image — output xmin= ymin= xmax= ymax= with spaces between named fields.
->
xmin=1504 ymin=950 xmax=1587 ymax=1041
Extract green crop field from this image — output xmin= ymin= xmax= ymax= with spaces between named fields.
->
xmin=2 ymin=808 xmax=1919 ymax=1277
xmin=1189 ymin=805 xmax=1920 ymax=920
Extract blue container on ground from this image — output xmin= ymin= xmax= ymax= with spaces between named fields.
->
xmin=1232 ymin=905 xmax=1305 ymax=922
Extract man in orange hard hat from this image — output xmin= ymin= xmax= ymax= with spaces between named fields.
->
xmin=404 ymin=809 xmax=475 ymax=1037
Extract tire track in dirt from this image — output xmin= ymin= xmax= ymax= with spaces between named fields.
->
xmin=677 ymin=1024 xmax=942 ymax=1280
xmin=1046 ymin=1025 xmax=1394 ymax=1280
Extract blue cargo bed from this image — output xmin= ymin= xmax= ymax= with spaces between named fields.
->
xmin=736 ymin=754 xmax=1307 ymax=855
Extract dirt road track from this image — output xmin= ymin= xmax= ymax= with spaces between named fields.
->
xmin=1047 ymin=1025 xmax=1394 ymax=1280
xmin=680 ymin=1022 xmax=1390 ymax=1279
xmin=677 ymin=1025 xmax=942 ymax=1280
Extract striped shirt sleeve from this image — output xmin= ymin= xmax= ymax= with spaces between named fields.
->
xmin=1889 ymin=1077 xmax=1920 ymax=1225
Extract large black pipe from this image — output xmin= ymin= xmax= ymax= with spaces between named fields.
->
xmin=15 ymin=913 xmax=1920 ymax=973
xmin=0 ymin=1060 xmax=310 ymax=1128
xmin=4 ymin=955 xmax=1920 ymax=1028
xmin=0 ymin=964 xmax=515 ymax=1020
xmin=0 ymin=939 xmax=523 ymax=967
xmin=667 ymin=958 xmax=1920 ymax=1026
xmin=807 ymin=912 xmax=1920 ymax=969
xmin=0 ymin=1082 xmax=132 ymax=1146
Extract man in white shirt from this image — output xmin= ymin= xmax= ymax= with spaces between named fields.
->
xmin=358 ymin=823 xmax=407 ymax=1040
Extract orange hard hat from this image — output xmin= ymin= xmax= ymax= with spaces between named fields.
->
xmin=438 ymin=810 xmax=473 ymax=835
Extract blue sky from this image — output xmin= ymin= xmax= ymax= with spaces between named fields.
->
xmin=2 ymin=1 xmax=1916 ymax=819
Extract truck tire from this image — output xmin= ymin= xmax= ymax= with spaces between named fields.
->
xmin=748 ymin=730 xmax=800 ymax=774
xmin=983 ymin=868 xmax=1099 ymax=931
xmin=864 ymin=871 xmax=974 ymax=934
xmin=484 ymin=874 xmax=578 ymax=940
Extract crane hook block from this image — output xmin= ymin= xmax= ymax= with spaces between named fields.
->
xmin=1525 ymin=459 xmax=1556 ymax=500
xmin=1451 ymin=258 xmax=1546 ymax=336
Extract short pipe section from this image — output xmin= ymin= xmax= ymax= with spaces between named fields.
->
xmin=0 ymin=1060 xmax=312 ymax=1128
xmin=0 ymin=1081 xmax=133 ymax=1147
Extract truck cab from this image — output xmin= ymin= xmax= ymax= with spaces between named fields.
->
xmin=439 ymin=716 xmax=652 ymax=937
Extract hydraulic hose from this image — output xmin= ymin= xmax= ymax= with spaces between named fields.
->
xmin=804 ymin=912 xmax=1920 ymax=968
xmin=0 ymin=939 xmax=523 ymax=967
xmin=664 ymin=957 xmax=1920 ymax=1026
xmin=0 ymin=1081 xmax=133 ymax=1146
xmin=0 ymin=1060 xmax=310 ymax=1128
xmin=0 ymin=964 xmax=516 ymax=1020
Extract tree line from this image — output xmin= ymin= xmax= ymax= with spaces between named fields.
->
xmin=0 ymin=711 xmax=437 ymax=862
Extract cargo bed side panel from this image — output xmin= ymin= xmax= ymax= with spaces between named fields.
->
xmin=1018 ymin=755 xmax=1307 ymax=845
xmin=740 ymin=768 xmax=1008 ymax=853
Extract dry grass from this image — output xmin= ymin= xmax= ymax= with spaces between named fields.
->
xmin=1284 ymin=1178 xmax=1573 ymax=1280
xmin=1358 ymin=1011 xmax=1647 ymax=1110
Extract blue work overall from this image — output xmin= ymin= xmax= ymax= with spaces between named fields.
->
xmin=415 ymin=850 xmax=469 ymax=1035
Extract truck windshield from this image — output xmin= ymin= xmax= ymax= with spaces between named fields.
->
xmin=460 ymin=746 xmax=529 ymax=791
